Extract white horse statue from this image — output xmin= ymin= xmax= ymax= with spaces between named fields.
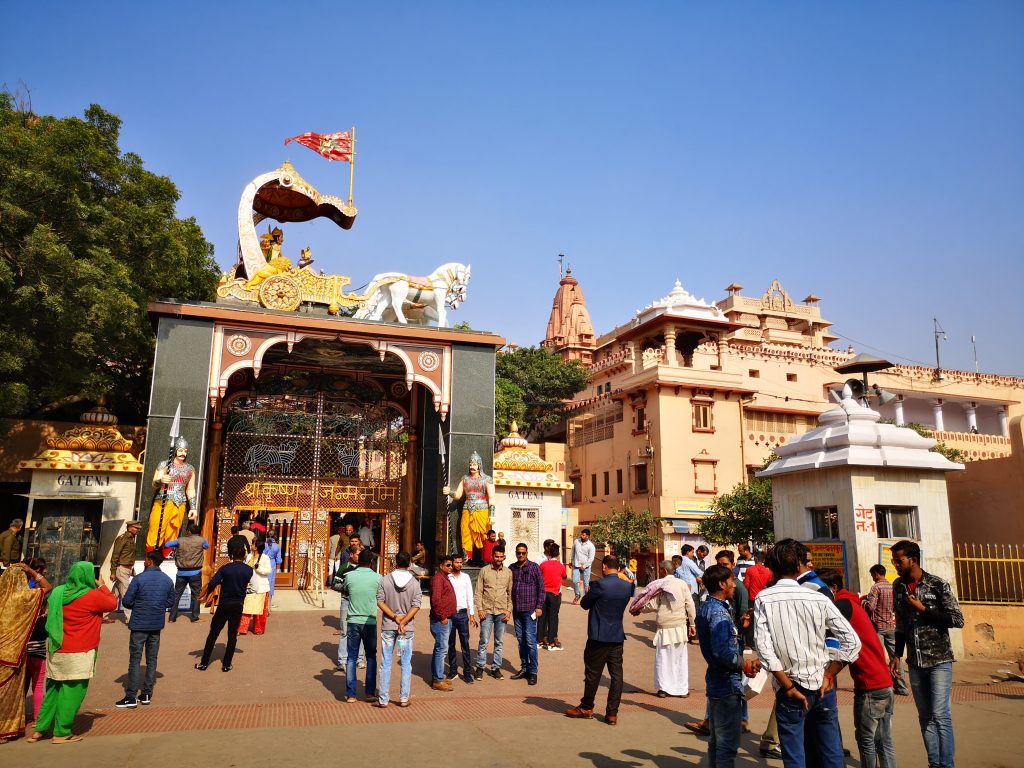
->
xmin=354 ymin=262 xmax=471 ymax=327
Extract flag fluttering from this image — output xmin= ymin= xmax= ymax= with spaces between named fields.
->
xmin=284 ymin=131 xmax=353 ymax=162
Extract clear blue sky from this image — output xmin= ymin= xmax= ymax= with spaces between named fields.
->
xmin=6 ymin=2 xmax=1024 ymax=374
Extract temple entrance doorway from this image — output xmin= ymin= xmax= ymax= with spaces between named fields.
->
xmin=213 ymin=362 xmax=409 ymax=586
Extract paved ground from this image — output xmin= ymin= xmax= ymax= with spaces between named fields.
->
xmin=5 ymin=587 xmax=1023 ymax=766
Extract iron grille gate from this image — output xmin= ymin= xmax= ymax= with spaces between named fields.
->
xmin=218 ymin=390 xmax=407 ymax=584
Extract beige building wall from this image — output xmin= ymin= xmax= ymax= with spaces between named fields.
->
xmin=550 ymin=277 xmax=1024 ymax=559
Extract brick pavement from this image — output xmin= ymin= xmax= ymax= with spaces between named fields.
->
xmin=4 ymin=587 xmax=1023 ymax=767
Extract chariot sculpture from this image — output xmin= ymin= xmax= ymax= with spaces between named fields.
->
xmin=217 ymin=161 xmax=470 ymax=327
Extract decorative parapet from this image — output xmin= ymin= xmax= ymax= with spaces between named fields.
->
xmin=933 ymin=431 xmax=1012 ymax=461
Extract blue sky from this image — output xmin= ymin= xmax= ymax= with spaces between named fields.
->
xmin=5 ymin=2 xmax=1023 ymax=374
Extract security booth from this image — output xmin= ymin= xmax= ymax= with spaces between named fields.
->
xmin=17 ymin=404 xmax=143 ymax=583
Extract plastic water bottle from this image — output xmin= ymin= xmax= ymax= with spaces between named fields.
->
xmin=396 ymin=636 xmax=407 ymax=652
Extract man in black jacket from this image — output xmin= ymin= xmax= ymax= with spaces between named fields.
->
xmin=890 ymin=539 xmax=964 ymax=768
xmin=565 ymin=555 xmax=633 ymax=726
xmin=195 ymin=540 xmax=254 ymax=672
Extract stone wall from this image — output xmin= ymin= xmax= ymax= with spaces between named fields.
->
xmin=961 ymin=603 xmax=1024 ymax=661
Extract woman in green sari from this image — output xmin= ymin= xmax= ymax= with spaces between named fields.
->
xmin=28 ymin=561 xmax=117 ymax=744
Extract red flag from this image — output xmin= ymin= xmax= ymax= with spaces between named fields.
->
xmin=284 ymin=131 xmax=352 ymax=162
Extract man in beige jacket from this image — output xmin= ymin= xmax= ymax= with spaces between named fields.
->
xmin=474 ymin=545 xmax=513 ymax=679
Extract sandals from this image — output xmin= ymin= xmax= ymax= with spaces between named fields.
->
xmin=222 ymin=665 xmax=232 ymax=672
xmin=26 ymin=732 xmax=44 ymax=743
xmin=52 ymin=735 xmax=84 ymax=743
xmin=194 ymin=662 xmax=208 ymax=671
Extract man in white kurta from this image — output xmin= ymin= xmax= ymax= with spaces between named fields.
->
xmin=643 ymin=560 xmax=697 ymax=697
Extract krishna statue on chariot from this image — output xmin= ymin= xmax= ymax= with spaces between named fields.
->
xmin=216 ymin=129 xmax=471 ymax=326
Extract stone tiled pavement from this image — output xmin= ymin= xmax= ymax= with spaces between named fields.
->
xmin=5 ymin=587 xmax=1023 ymax=767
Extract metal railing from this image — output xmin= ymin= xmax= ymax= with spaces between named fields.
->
xmin=954 ymin=542 xmax=1024 ymax=604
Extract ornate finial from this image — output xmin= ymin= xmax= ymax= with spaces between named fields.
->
xmin=80 ymin=399 xmax=118 ymax=426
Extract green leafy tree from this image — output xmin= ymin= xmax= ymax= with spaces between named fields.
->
xmin=494 ymin=346 xmax=589 ymax=438
xmin=589 ymin=505 xmax=658 ymax=561
xmin=697 ymin=454 xmax=777 ymax=546
xmin=0 ymin=93 xmax=218 ymax=421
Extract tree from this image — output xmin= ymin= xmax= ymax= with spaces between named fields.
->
xmin=589 ymin=505 xmax=658 ymax=561
xmin=696 ymin=454 xmax=777 ymax=546
xmin=0 ymin=93 xmax=218 ymax=421
xmin=696 ymin=478 xmax=775 ymax=547
xmin=494 ymin=346 xmax=589 ymax=438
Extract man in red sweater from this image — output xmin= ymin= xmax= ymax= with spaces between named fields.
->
xmin=429 ymin=554 xmax=457 ymax=691
xmin=538 ymin=542 xmax=565 ymax=651
xmin=742 ymin=550 xmax=772 ymax=602
xmin=821 ymin=570 xmax=897 ymax=768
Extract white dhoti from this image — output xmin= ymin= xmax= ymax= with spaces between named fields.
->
xmin=653 ymin=626 xmax=690 ymax=696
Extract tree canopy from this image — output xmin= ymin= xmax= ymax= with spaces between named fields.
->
xmin=0 ymin=93 xmax=218 ymax=421
xmin=696 ymin=454 xmax=777 ymax=546
xmin=494 ymin=346 xmax=588 ymax=439
xmin=589 ymin=505 xmax=658 ymax=561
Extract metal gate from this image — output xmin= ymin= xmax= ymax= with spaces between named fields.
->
xmin=217 ymin=381 xmax=407 ymax=584
xmin=32 ymin=499 xmax=102 ymax=584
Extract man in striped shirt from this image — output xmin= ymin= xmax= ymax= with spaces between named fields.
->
xmin=753 ymin=539 xmax=861 ymax=768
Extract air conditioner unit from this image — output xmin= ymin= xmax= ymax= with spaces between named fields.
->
xmin=641 ymin=446 xmax=653 ymax=457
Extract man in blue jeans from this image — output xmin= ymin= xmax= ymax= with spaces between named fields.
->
xmin=475 ymin=545 xmax=513 ymax=679
xmin=696 ymin=564 xmax=760 ymax=766
xmin=753 ymin=539 xmax=861 ymax=768
xmin=374 ymin=551 xmax=421 ymax=707
xmin=509 ymin=542 xmax=544 ymax=684
xmin=429 ymin=553 xmax=457 ymax=690
xmin=342 ymin=549 xmax=381 ymax=702
xmin=890 ymin=539 xmax=964 ymax=768
xmin=569 ymin=529 xmax=595 ymax=604
xmin=115 ymin=550 xmax=176 ymax=707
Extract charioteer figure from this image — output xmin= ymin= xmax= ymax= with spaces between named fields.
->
xmin=147 ymin=436 xmax=197 ymax=557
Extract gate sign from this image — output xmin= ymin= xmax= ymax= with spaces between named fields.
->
xmin=802 ymin=541 xmax=848 ymax=586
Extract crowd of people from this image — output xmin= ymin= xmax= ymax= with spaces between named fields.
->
xmin=0 ymin=516 xmax=966 ymax=766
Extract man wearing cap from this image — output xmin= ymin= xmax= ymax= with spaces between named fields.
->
xmin=108 ymin=519 xmax=142 ymax=623
xmin=147 ymin=436 xmax=197 ymax=557
xmin=0 ymin=518 xmax=24 ymax=571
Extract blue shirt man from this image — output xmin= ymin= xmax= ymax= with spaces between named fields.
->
xmin=675 ymin=547 xmax=703 ymax=595
xmin=696 ymin=564 xmax=758 ymax=768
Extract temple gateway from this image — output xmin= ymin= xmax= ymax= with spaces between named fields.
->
xmin=141 ymin=160 xmax=502 ymax=585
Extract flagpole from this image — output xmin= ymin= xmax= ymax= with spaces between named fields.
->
xmin=348 ymin=125 xmax=356 ymax=206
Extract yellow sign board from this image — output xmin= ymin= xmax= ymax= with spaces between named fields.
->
xmin=675 ymin=499 xmax=713 ymax=515
xmin=803 ymin=541 xmax=848 ymax=586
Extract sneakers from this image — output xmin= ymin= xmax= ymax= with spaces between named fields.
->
xmin=463 ymin=673 xmax=475 ymax=684
xmin=474 ymin=668 xmax=484 ymax=681
xmin=445 ymin=669 xmax=458 ymax=680
xmin=139 ymin=693 xmax=152 ymax=706
xmin=115 ymin=695 xmax=138 ymax=709
xmin=549 ymin=640 xmax=563 ymax=651
xmin=489 ymin=668 xmax=504 ymax=680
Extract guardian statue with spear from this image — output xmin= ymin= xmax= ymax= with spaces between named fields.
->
xmin=146 ymin=404 xmax=197 ymax=557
